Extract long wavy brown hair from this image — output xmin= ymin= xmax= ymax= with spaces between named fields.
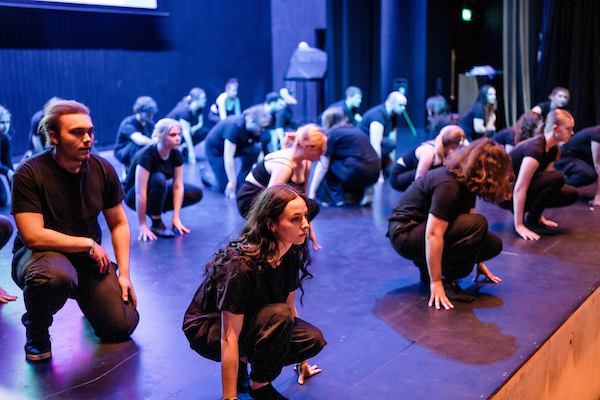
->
xmin=204 ymin=184 xmax=312 ymax=299
xmin=444 ymin=138 xmax=513 ymax=203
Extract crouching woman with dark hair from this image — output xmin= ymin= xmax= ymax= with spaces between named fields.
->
xmin=183 ymin=184 xmax=326 ymax=400
xmin=388 ymin=139 xmax=514 ymax=310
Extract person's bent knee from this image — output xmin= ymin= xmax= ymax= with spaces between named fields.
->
xmin=562 ymin=184 xmax=579 ymax=205
xmin=544 ymin=170 xmax=566 ymax=187
xmin=454 ymin=213 xmax=488 ymax=234
xmin=298 ymin=319 xmax=327 ymax=352
xmin=149 ymin=172 xmax=168 ymax=190
xmin=95 ymin=306 xmax=139 ymax=342
xmin=258 ymin=303 xmax=294 ymax=326
xmin=23 ymin=252 xmax=78 ymax=292
xmin=187 ymin=187 xmax=203 ymax=205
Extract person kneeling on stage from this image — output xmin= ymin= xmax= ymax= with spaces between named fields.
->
xmin=308 ymin=107 xmax=379 ymax=206
xmin=123 ymin=118 xmax=202 ymax=241
xmin=183 ymin=184 xmax=326 ymax=400
xmin=11 ymin=100 xmax=139 ymax=361
xmin=114 ymin=96 xmax=157 ymax=169
xmin=388 ymin=139 xmax=513 ymax=310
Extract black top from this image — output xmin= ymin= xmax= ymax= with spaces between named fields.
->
xmin=328 ymin=99 xmax=359 ymax=125
xmin=114 ymin=114 xmax=155 ymax=166
xmin=166 ymin=102 xmax=202 ymax=126
xmin=205 ymin=115 xmax=260 ymax=156
xmin=388 ymin=167 xmax=476 ymax=232
xmin=122 ymin=143 xmax=183 ymax=192
xmin=11 ymin=151 xmax=123 ymax=251
xmin=275 ymin=106 xmax=297 ymax=131
xmin=534 ymin=101 xmax=551 ymax=119
xmin=0 ymin=133 xmax=12 ymax=175
xmin=459 ymin=102 xmax=487 ymax=140
xmin=326 ymin=126 xmax=380 ymax=164
xmin=359 ymin=104 xmax=393 ymax=138
xmin=183 ymin=246 xmax=301 ymax=324
xmin=29 ymin=109 xmax=48 ymax=150
xmin=560 ymin=125 xmax=600 ymax=165
xmin=250 ymin=157 xmax=302 ymax=190
xmin=510 ymin=135 xmax=558 ymax=176
xmin=491 ymin=127 xmax=516 ymax=147
xmin=397 ymin=141 xmax=436 ymax=171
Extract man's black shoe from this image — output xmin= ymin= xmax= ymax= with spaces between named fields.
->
xmin=25 ymin=335 xmax=51 ymax=361
xmin=442 ymin=279 xmax=474 ymax=302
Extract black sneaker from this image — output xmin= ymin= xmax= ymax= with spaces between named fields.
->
xmin=151 ymin=219 xmax=175 ymax=238
xmin=25 ymin=334 xmax=51 ymax=362
xmin=442 ymin=279 xmax=474 ymax=302
xmin=248 ymin=383 xmax=288 ymax=400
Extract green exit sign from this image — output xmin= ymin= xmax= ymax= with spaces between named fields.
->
xmin=462 ymin=8 xmax=472 ymax=21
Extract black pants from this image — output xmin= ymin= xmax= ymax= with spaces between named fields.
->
xmin=185 ymin=303 xmax=326 ymax=383
xmin=182 ymin=127 xmax=211 ymax=159
xmin=315 ymin=158 xmax=379 ymax=205
xmin=12 ymin=249 xmax=139 ymax=341
xmin=125 ymin=172 xmax=203 ymax=216
xmin=500 ymin=170 xmax=579 ymax=223
xmin=389 ymin=163 xmax=416 ymax=192
xmin=388 ymin=213 xmax=502 ymax=281
xmin=554 ymin=157 xmax=597 ymax=187
xmin=206 ymin=144 xmax=261 ymax=194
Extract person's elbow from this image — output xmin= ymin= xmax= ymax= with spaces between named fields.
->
xmin=18 ymin=231 xmax=46 ymax=250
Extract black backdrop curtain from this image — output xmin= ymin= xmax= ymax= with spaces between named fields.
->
xmin=536 ymin=0 xmax=600 ymax=129
xmin=326 ymin=0 xmax=381 ymax=111
xmin=0 ymin=2 xmax=273 ymax=154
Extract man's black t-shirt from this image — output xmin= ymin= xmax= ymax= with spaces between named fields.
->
xmin=359 ymin=104 xmax=393 ymax=138
xmin=205 ymin=115 xmax=260 ymax=156
xmin=114 ymin=114 xmax=155 ymax=166
xmin=11 ymin=151 xmax=124 ymax=251
xmin=166 ymin=103 xmax=201 ymax=126
xmin=328 ymin=100 xmax=358 ymax=124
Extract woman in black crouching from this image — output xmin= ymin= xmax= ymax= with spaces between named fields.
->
xmin=183 ymin=184 xmax=326 ymax=400
xmin=388 ymin=139 xmax=513 ymax=310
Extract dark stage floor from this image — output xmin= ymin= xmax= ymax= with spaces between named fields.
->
xmin=1 ymin=132 xmax=600 ymax=399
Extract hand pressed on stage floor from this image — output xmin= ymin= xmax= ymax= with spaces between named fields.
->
xmin=172 ymin=217 xmax=190 ymax=236
xmin=295 ymin=361 xmax=322 ymax=385
xmin=474 ymin=262 xmax=501 ymax=283
xmin=0 ymin=286 xmax=17 ymax=303
xmin=429 ymin=280 xmax=454 ymax=310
